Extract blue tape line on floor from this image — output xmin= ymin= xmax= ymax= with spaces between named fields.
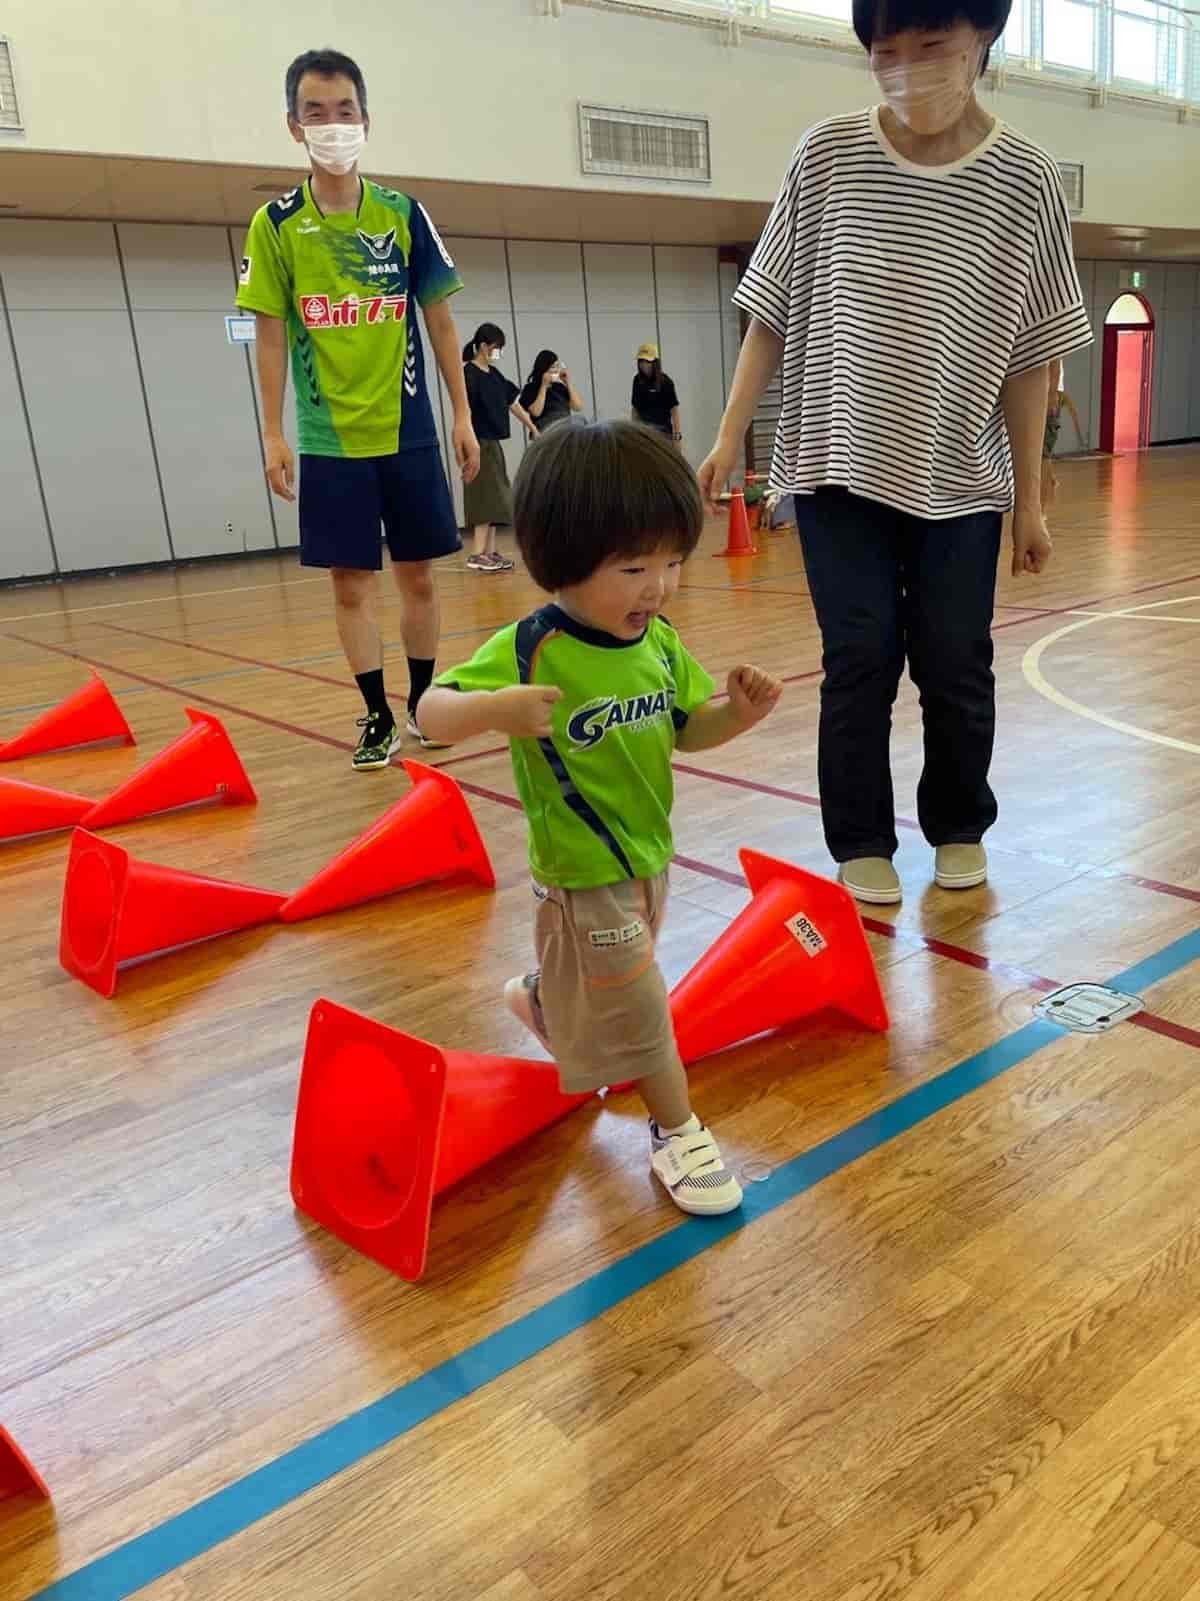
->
xmin=28 ymin=932 xmax=1200 ymax=1601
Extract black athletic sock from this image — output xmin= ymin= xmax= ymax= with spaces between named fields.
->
xmin=354 ymin=669 xmax=392 ymax=725
xmin=407 ymin=657 xmax=435 ymax=717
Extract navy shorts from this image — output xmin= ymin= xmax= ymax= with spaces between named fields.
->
xmin=298 ymin=447 xmax=461 ymax=570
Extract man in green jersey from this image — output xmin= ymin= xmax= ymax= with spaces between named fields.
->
xmin=237 ymin=49 xmax=480 ymax=770
xmin=419 ymin=421 xmax=783 ymax=1218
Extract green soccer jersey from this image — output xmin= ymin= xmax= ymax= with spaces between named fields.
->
xmin=437 ymin=605 xmax=715 ymax=890
xmin=236 ymin=178 xmax=462 ymax=458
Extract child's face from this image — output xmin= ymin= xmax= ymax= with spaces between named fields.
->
xmin=560 ymin=546 xmax=685 ymax=641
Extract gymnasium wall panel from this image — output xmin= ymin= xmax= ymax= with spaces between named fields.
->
xmin=442 ymin=238 xmax=521 ymax=532
xmin=0 ymin=220 xmax=170 ymax=572
xmin=119 ymin=224 xmax=275 ymax=560
xmin=654 ymin=247 xmax=725 ymax=471
xmin=0 ymin=303 xmax=55 ymax=580
xmin=228 ymin=225 xmax=297 ymax=552
xmin=584 ymin=243 xmax=657 ymax=427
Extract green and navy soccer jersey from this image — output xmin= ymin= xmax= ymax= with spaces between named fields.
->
xmin=236 ymin=178 xmax=462 ymax=458
xmin=437 ymin=605 xmax=715 ymax=890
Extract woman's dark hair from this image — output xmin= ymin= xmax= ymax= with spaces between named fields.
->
xmin=514 ymin=419 xmax=702 ymax=593
xmin=637 ymin=356 xmax=670 ymax=390
xmin=285 ymin=49 xmax=368 ymax=119
xmin=852 ymin=0 xmax=1012 ymax=71
xmin=525 ymin=350 xmax=559 ymax=389
xmin=463 ymin=322 xmax=505 ymax=363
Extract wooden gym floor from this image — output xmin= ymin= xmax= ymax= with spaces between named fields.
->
xmin=2 ymin=445 xmax=1199 ymax=1601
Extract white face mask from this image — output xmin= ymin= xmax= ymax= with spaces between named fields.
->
xmin=874 ymin=53 xmax=977 ymax=135
xmin=489 ymin=346 xmax=503 ymax=363
xmin=304 ymin=122 xmax=366 ymax=175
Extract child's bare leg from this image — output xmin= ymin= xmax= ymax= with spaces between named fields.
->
xmin=637 ymin=1058 xmax=692 ymax=1131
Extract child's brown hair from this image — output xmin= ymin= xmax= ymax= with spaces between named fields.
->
xmin=513 ymin=418 xmax=703 ymax=593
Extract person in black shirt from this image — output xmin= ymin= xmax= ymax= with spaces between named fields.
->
xmin=519 ymin=349 xmax=586 ymax=436
xmin=462 ymin=324 xmax=538 ymax=572
xmin=631 ymin=342 xmax=681 ymax=447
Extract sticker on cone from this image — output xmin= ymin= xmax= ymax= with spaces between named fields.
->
xmin=81 ymin=708 xmax=256 ymax=830
xmin=0 ymin=673 xmax=134 ymax=762
xmin=0 ymin=776 xmax=94 ymax=842
xmin=667 ymin=848 xmax=889 ymax=1064
xmin=290 ymin=999 xmax=591 ymax=1280
xmin=279 ymin=761 xmax=494 ymax=923
xmin=59 ymin=828 xmax=286 ymax=997
xmin=714 ymin=488 xmax=759 ymax=558
xmin=0 ymin=1427 xmax=49 ymax=1502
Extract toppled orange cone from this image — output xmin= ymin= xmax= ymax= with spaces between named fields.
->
xmin=59 ymin=828 xmax=286 ymax=997
xmin=279 ymin=761 xmax=494 ymax=923
xmin=0 ymin=674 xmax=134 ymax=761
xmin=290 ymin=999 xmax=591 ymax=1280
xmin=669 ymin=849 xmax=889 ymax=1063
xmin=81 ymin=708 xmax=255 ymax=829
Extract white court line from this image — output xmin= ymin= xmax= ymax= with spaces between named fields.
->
xmin=0 ymin=574 xmax=328 ymax=625
xmin=1066 ymin=610 xmax=1200 ymax=623
xmin=0 ymin=560 xmax=486 ymax=627
xmin=1022 ymin=594 xmax=1200 ymax=757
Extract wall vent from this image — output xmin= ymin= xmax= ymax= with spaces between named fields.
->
xmin=578 ymin=103 xmax=710 ymax=183
xmin=1057 ymin=161 xmax=1085 ymax=215
xmin=0 ymin=40 xmax=22 ymax=131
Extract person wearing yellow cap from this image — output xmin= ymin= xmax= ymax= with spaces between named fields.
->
xmin=631 ymin=344 xmax=682 ymax=447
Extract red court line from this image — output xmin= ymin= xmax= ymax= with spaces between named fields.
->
xmin=101 ymin=622 xmax=353 ymax=690
xmin=10 ymin=632 xmax=1198 ymax=1050
xmin=671 ymin=758 xmax=1200 ymax=907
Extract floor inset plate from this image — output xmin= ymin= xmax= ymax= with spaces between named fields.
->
xmin=1034 ymin=982 xmax=1143 ymax=1033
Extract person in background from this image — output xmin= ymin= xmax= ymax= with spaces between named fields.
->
xmin=700 ymin=0 xmax=1092 ymax=907
xmin=519 ymin=350 xmax=585 ymax=435
xmin=1041 ymin=356 xmax=1084 ymax=511
xmin=631 ymin=344 xmax=682 ymax=448
xmin=237 ymin=48 xmax=479 ymax=770
xmin=462 ymin=324 xmax=539 ymax=573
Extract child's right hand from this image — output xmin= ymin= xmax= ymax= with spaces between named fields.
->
xmin=497 ymin=685 xmax=564 ymax=738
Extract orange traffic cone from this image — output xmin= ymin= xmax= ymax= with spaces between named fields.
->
xmin=714 ymin=488 xmax=759 ymax=558
xmin=0 ymin=777 xmax=94 ymax=842
xmin=59 ymin=828 xmax=286 ymax=997
xmin=81 ymin=708 xmax=256 ymax=830
xmin=668 ymin=849 xmax=889 ymax=1063
xmin=0 ymin=674 xmax=134 ymax=762
xmin=0 ymin=1428 xmax=49 ymax=1502
xmin=279 ymin=761 xmax=494 ymax=923
xmin=290 ymin=999 xmax=592 ymax=1280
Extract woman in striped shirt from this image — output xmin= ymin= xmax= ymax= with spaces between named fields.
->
xmin=701 ymin=0 xmax=1092 ymax=906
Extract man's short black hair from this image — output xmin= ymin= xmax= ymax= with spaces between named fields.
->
xmin=285 ymin=49 xmax=368 ymax=120
xmin=852 ymin=0 xmax=1012 ymax=70
xmin=514 ymin=419 xmax=704 ymax=594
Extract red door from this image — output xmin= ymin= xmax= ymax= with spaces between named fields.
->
xmin=1099 ymin=294 xmax=1155 ymax=455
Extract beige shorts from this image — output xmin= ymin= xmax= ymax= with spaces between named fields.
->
xmin=532 ymin=873 xmax=682 ymax=1094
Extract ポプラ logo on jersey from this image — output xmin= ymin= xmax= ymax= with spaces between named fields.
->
xmin=567 ymin=689 xmax=675 ymax=751
xmin=299 ymin=293 xmax=408 ymax=330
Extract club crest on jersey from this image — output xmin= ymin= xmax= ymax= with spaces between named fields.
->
xmin=567 ymin=690 xmax=675 ymax=752
xmin=357 ymin=226 xmax=397 ymax=262
xmin=299 ymin=292 xmax=408 ymax=330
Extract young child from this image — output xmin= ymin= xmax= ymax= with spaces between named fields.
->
xmin=418 ymin=420 xmax=783 ymax=1216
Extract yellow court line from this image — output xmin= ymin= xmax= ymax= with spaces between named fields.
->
xmin=1022 ymin=595 xmax=1200 ymax=757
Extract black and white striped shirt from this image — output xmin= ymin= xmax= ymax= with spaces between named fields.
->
xmin=733 ymin=109 xmax=1093 ymax=520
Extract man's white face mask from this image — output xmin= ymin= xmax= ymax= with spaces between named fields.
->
xmin=874 ymin=51 xmax=979 ymax=135
xmin=304 ymin=122 xmax=366 ymax=175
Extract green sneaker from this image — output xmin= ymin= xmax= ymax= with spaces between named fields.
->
xmin=352 ymin=712 xmax=401 ymax=771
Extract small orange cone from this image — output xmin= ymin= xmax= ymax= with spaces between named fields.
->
xmin=668 ymin=849 xmax=889 ymax=1063
xmin=59 ymin=828 xmax=286 ymax=997
xmin=81 ymin=708 xmax=256 ymax=830
xmin=714 ymin=488 xmax=759 ymax=558
xmin=290 ymin=999 xmax=591 ymax=1280
xmin=0 ymin=674 xmax=134 ymax=762
xmin=0 ymin=776 xmax=94 ymax=842
xmin=0 ymin=1428 xmax=49 ymax=1502
xmin=279 ymin=761 xmax=494 ymax=924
